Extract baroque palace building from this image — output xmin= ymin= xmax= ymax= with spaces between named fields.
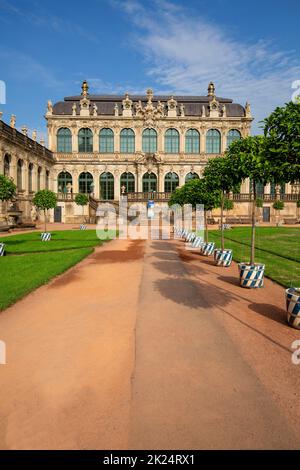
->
xmin=0 ymin=80 xmax=299 ymax=225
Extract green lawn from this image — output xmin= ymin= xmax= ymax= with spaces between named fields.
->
xmin=0 ymin=230 xmax=113 ymax=311
xmin=208 ymin=227 xmax=300 ymax=288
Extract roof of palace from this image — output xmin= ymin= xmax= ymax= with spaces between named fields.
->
xmin=52 ymin=94 xmax=246 ymax=118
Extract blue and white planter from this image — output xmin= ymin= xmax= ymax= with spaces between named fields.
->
xmin=80 ymin=224 xmax=87 ymax=230
xmin=0 ymin=243 xmax=5 ymax=256
xmin=286 ymin=288 xmax=300 ymax=329
xmin=214 ymin=249 xmax=233 ymax=267
xmin=191 ymin=236 xmax=203 ymax=249
xmin=201 ymin=242 xmax=215 ymax=256
xmin=238 ymin=263 xmax=265 ymax=288
xmin=41 ymin=232 xmax=51 ymax=242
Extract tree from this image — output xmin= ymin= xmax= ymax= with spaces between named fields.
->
xmin=226 ymin=136 xmax=272 ymax=265
xmin=33 ymin=190 xmax=57 ymax=233
xmin=0 ymin=174 xmax=16 ymax=202
xmin=75 ymin=193 xmax=89 ymax=222
xmin=169 ymin=178 xmax=221 ymax=242
xmin=203 ymin=156 xmax=240 ymax=250
xmin=263 ymin=101 xmax=300 ymax=184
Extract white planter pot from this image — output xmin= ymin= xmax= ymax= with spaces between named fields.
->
xmin=0 ymin=243 xmax=5 ymax=256
xmin=202 ymin=242 xmax=215 ymax=256
xmin=41 ymin=232 xmax=51 ymax=242
xmin=214 ymin=249 xmax=233 ymax=267
xmin=80 ymin=225 xmax=87 ymax=230
xmin=238 ymin=263 xmax=265 ymax=288
xmin=286 ymin=287 xmax=300 ymax=329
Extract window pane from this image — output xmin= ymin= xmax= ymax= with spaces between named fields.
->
xmin=57 ymin=128 xmax=72 ymax=153
xmin=206 ymin=129 xmax=221 ymax=154
xmin=164 ymin=172 xmax=179 ymax=193
xmin=78 ymin=129 xmax=93 ymax=153
xmin=120 ymin=172 xmax=135 ymax=193
xmin=165 ymin=129 xmax=179 ymax=153
xmin=100 ymin=128 xmax=114 ymax=153
xmin=142 ymin=128 xmax=157 ymax=153
xmin=185 ymin=129 xmax=200 ymax=154
xmin=100 ymin=172 xmax=114 ymax=200
xmin=120 ymin=129 xmax=135 ymax=153
xmin=227 ymin=129 xmax=241 ymax=148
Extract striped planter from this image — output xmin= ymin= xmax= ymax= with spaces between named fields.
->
xmin=214 ymin=249 xmax=233 ymax=267
xmin=41 ymin=232 xmax=51 ymax=242
xmin=186 ymin=232 xmax=196 ymax=243
xmin=80 ymin=225 xmax=87 ymax=231
xmin=286 ymin=288 xmax=300 ymax=330
xmin=191 ymin=236 xmax=203 ymax=249
xmin=0 ymin=243 xmax=5 ymax=257
xmin=201 ymin=242 xmax=215 ymax=256
xmin=238 ymin=263 xmax=265 ymax=288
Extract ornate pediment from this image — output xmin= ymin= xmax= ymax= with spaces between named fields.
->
xmin=135 ymin=89 xmax=165 ymax=126
xmin=135 ymin=152 xmax=164 ymax=169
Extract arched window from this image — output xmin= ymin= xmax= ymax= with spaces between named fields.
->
xmin=142 ymin=128 xmax=157 ymax=153
xmin=100 ymin=172 xmax=114 ymax=200
xmin=165 ymin=129 xmax=179 ymax=153
xmin=164 ymin=172 xmax=179 ymax=193
xmin=57 ymin=128 xmax=72 ymax=153
xmin=255 ymin=181 xmax=264 ymax=197
xmin=79 ymin=172 xmax=93 ymax=193
xmin=185 ymin=129 xmax=200 ymax=154
xmin=120 ymin=172 xmax=135 ymax=194
xmin=45 ymin=170 xmax=50 ymax=189
xmin=4 ymin=155 xmax=10 ymax=176
xmin=120 ymin=129 xmax=135 ymax=153
xmin=28 ymin=163 xmax=33 ymax=192
xmin=78 ymin=128 xmax=93 ymax=153
xmin=58 ymin=171 xmax=72 ymax=193
xmin=185 ymin=172 xmax=200 ymax=183
xmin=227 ymin=129 xmax=241 ymax=148
xmin=37 ymin=167 xmax=42 ymax=191
xmin=99 ymin=128 xmax=114 ymax=153
xmin=143 ymin=172 xmax=157 ymax=193
xmin=17 ymin=159 xmax=23 ymax=190
xmin=206 ymin=129 xmax=221 ymax=154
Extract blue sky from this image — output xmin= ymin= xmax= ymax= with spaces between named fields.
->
xmin=0 ymin=0 xmax=299 ymax=141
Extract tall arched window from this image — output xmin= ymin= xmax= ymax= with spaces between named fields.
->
xmin=17 ymin=159 xmax=23 ymax=190
xmin=79 ymin=172 xmax=93 ymax=193
xmin=100 ymin=172 xmax=114 ymax=200
xmin=28 ymin=163 xmax=33 ymax=192
xmin=185 ymin=172 xmax=200 ymax=183
xmin=99 ymin=128 xmax=114 ymax=153
xmin=37 ymin=167 xmax=42 ymax=191
xmin=120 ymin=129 xmax=135 ymax=153
xmin=142 ymin=128 xmax=157 ymax=153
xmin=4 ymin=155 xmax=10 ymax=176
xmin=165 ymin=129 xmax=179 ymax=153
xmin=143 ymin=172 xmax=157 ymax=192
xmin=206 ymin=129 xmax=221 ymax=154
xmin=58 ymin=171 xmax=72 ymax=193
xmin=164 ymin=172 xmax=179 ymax=193
xmin=45 ymin=170 xmax=50 ymax=189
xmin=78 ymin=128 xmax=93 ymax=153
xmin=227 ymin=129 xmax=241 ymax=148
xmin=57 ymin=128 xmax=72 ymax=153
xmin=120 ymin=172 xmax=135 ymax=193
xmin=185 ymin=129 xmax=200 ymax=154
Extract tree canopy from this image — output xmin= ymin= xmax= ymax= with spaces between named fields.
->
xmin=75 ymin=193 xmax=89 ymax=207
xmin=169 ymin=178 xmax=221 ymax=211
xmin=33 ymin=190 xmax=57 ymax=211
xmin=0 ymin=174 xmax=16 ymax=202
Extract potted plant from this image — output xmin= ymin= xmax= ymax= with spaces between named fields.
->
xmin=263 ymin=100 xmax=300 ymax=319
xmin=226 ymin=136 xmax=271 ymax=287
xmin=273 ymin=200 xmax=284 ymax=226
xmin=0 ymin=174 xmax=16 ymax=229
xmin=75 ymin=193 xmax=89 ymax=225
xmin=33 ymin=190 xmax=57 ymax=241
xmin=286 ymin=287 xmax=300 ymax=329
xmin=203 ymin=156 xmax=240 ymax=266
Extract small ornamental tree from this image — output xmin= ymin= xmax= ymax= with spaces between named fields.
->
xmin=203 ymin=156 xmax=240 ymax=250
xmin=33 ymin=190 xmax=57 ymax=233
xmin=273 ymin=200 xmax=284 ymax=225
xmin=226 ymin=136 xmax=272 ymax=265
xmin=0 ymin=174 xmax=16 ymax=202
xmin=75 ymin=193 xmax=89 ymax=221
xmin=169 ymin=178 xmax=221 ymax=242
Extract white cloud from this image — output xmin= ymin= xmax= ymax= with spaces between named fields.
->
xmin=112 ymin=0 xmax=300 ymax=133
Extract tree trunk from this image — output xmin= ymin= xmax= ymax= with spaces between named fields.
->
xmin=221 ymin=192 xmax=224 ymax=251
xmin=205 ymin=211 xmax=208 ymax=243
xmin=250 ymin=183 xmax=256 ymax=266
xmin=44 ymin=209 xmax=47 ymax=233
